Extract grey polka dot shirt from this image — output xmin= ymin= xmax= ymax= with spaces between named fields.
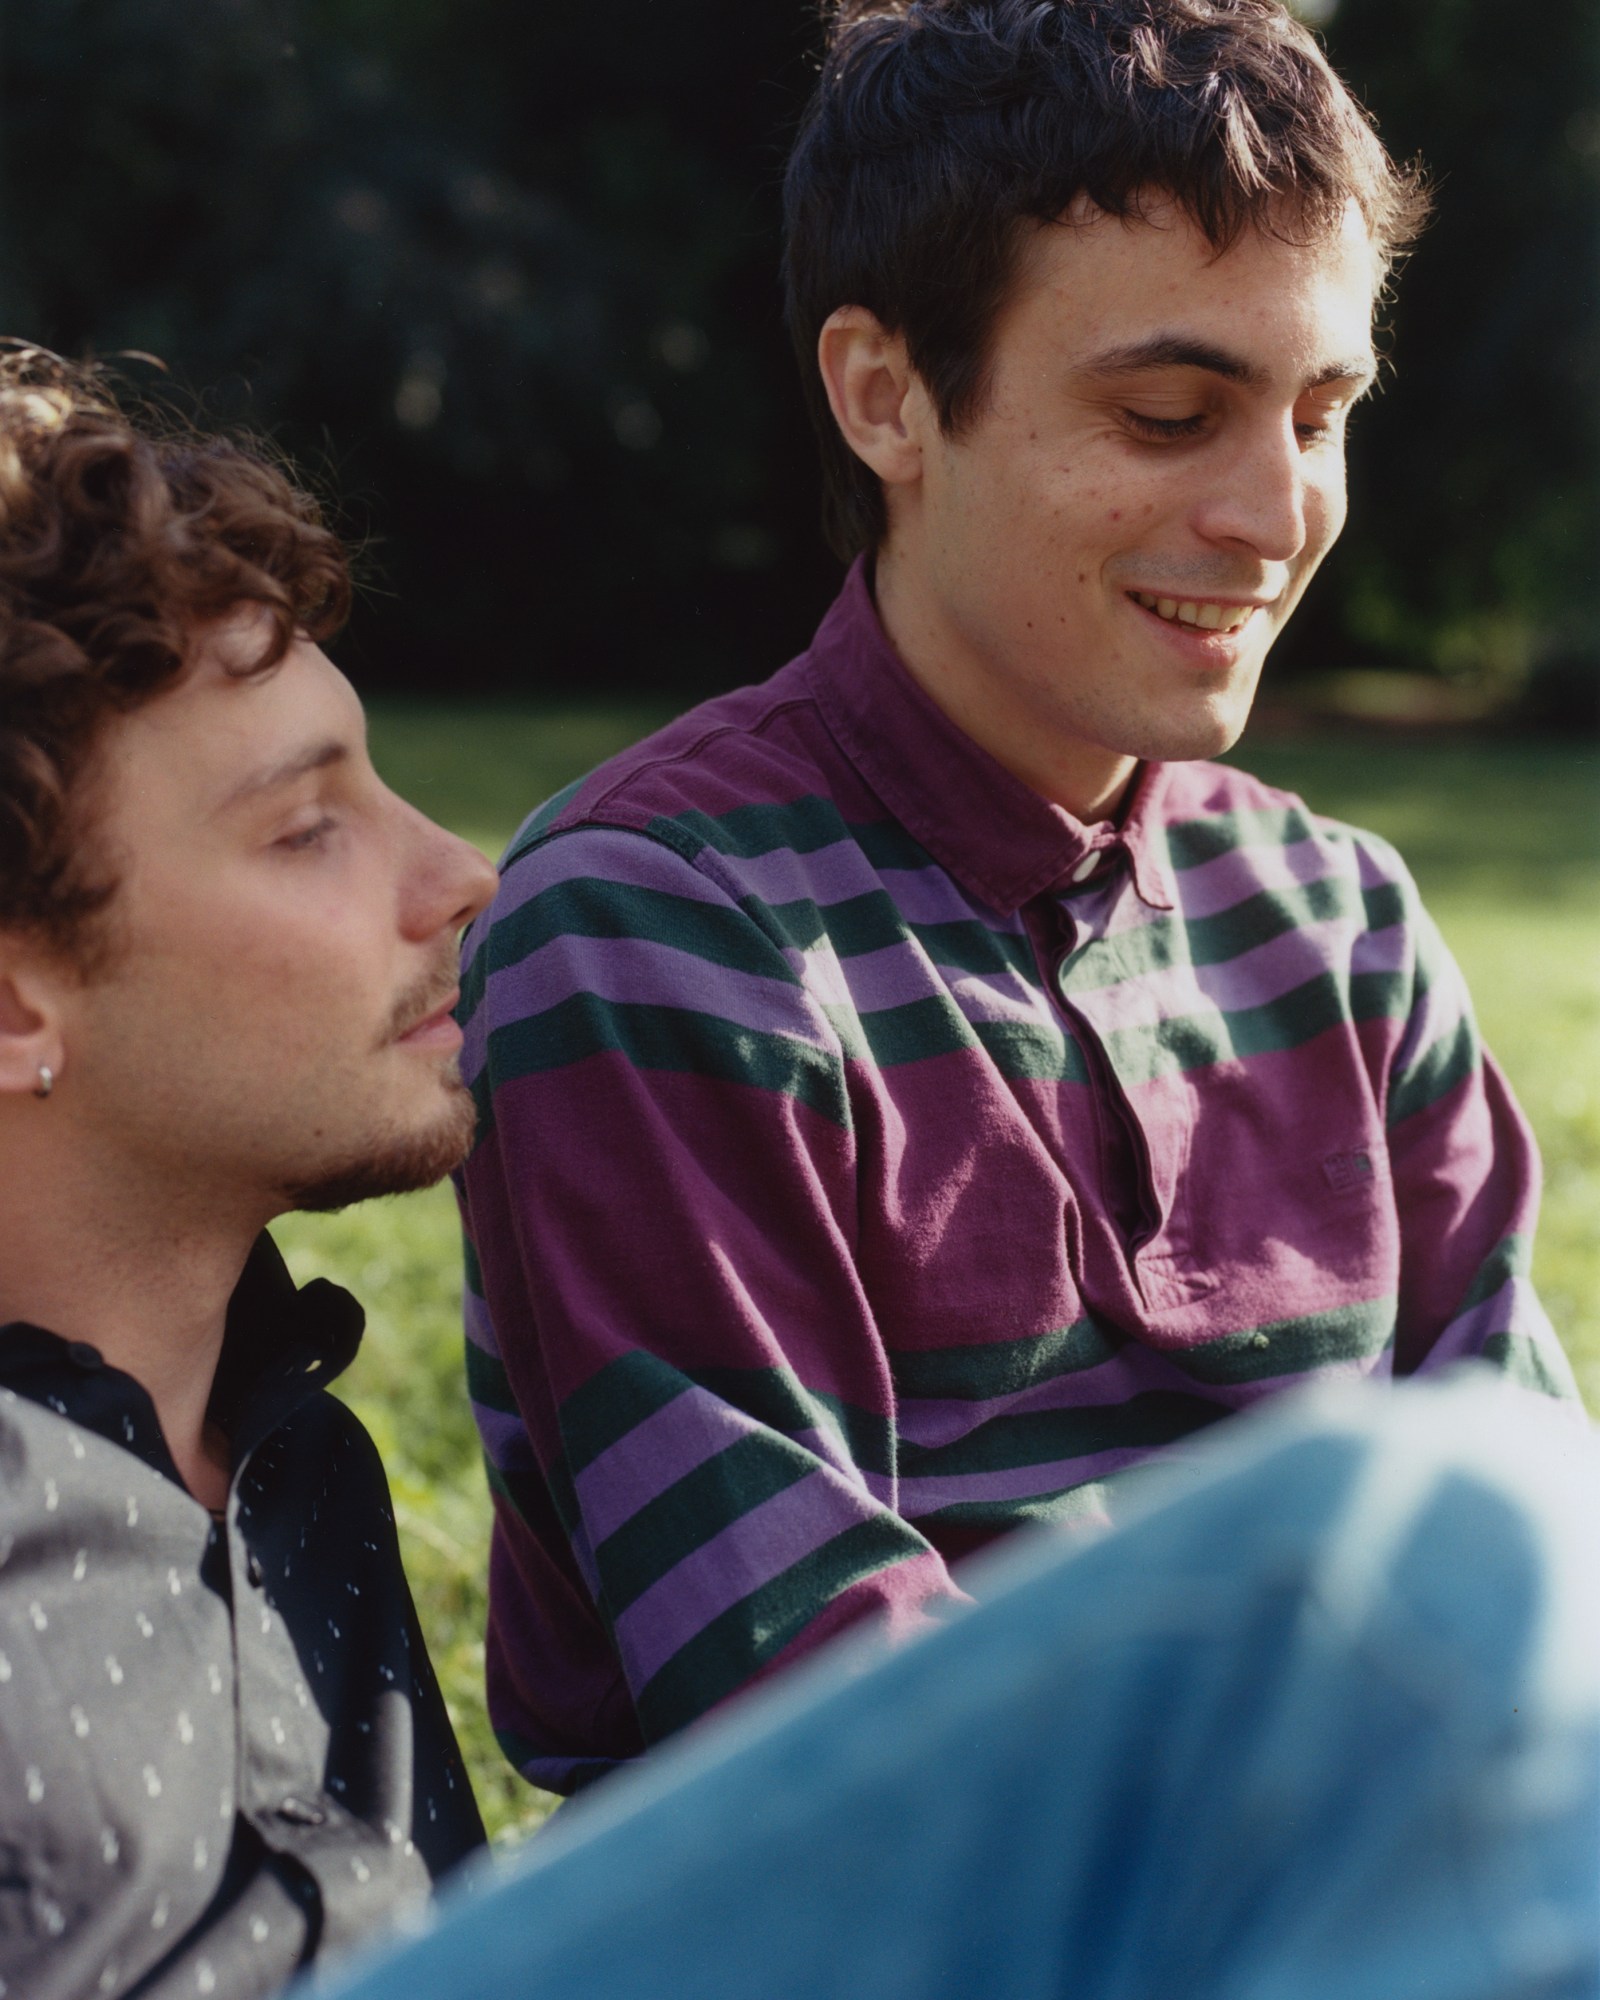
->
xmin=0 ymin=1236 xmax=485 ymax=1999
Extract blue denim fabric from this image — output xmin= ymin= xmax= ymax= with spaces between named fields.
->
xmin=309 ymin=1374 xmax=1600 ymax=2000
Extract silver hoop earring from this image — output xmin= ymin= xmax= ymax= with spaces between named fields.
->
xmin=33 ymin=1065 xmax=54 ymax=1100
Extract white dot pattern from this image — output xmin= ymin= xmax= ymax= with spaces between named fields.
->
xmin=0 ymin=1256 xmax=483 ymax=1997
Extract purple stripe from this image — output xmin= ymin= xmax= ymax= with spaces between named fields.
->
xmin=940 ymin=965 xmax=1058 ymax=1028
xmin=798 ymin=936 xmax=1056 ymax=1030
xmin=883 ymin=867 xmax=1028 ymax=931
xmin=1392 ymin=943 xmax=1470 ymax=1083
xmin=496 ymin=826 xmax=730 ymax=921
xmin=611 ymin=1464 xmax=889 ymax=1691
xmin=473 ymin=1399 xmax=538 ymax=1473
xmin=573 ymin=1390 xmax=888 ymax=1550
xmin=793 ymin=1426 xmax=892 ymax=1502
xmin=575 ymin=1385 xmax=757 ymax=1545
xmin=1068 ymin=911 xmax=1408 ymax=1031
xmin=478 ymin=932 xmax=829 ymax=1049
xmin=895 ymin=1343 xmax=1383 ymax=1452
xmin=728 ymin=838 xmax=1028 ymax=935
xmin=1171 ymin=826 xmax=1334 ymax=915
xmin=1413 ymin=1277 xmax=1551 ymax=1371
xmin=464 ymin=1287 xmax=500 ymax=1359
xmin=900 ymin=1441 xmax=1161 ymax=1510
xmin=516 ymin=1754 xmax=620 ymax=1790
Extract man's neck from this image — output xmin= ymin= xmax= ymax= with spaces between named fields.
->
xmin=872 ymin=545 xmax=1138 ymax=824
xmin=0 ymin=1128 xmax=259 ymax=1510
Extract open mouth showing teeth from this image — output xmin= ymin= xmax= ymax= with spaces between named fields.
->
xmin=1131 ymin=592 xmax=1256 ymax=634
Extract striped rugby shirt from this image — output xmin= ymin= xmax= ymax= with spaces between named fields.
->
xmin=456 ymin=560 xmax=1578 ymax=1794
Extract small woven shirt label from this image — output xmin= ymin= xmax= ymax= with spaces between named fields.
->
xmin=1322 ymin=1149 xmax=1376 ymax=1193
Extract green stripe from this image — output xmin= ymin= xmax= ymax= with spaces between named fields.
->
xmin=502 ymin=776 xmax=591 ymax=867
xmin=824 ymin=1005 xmax=1087 ymax=1083
xmin=912 ymin=919 xmax=1037 ymax=979
xmin=485 ymin=877 xmax=798 ymax=984
xmin=461 ymin=1230 xmax=484 ymax=1299
xmin=1164 ymin=1299 xmax=1395 ymax=1385
xmin=1165 ymin=804 xmax=1327 ymax=870
xmin=465 ymin=1338 xmax=518 ymax=1417
xmin=477 ymin=995 xmax=848 ymax=1130
xmin=634 ymin=1519 xmax=927 ymax=1740
xmin=1388 ymin=1010 xmax=1479 ymax=1127
xmin=899 ymin=1388 xmax=1225 ymax=1479
xmin=894 ymin=1318 xmax=1121 ymax=1402
xmin=856 ymin=993 xmax=981 ymax=1068
xmin=764 ymin=893 xmax=1034 ymax=980
xmin=922 ymin=1477 xmax=1126 ymax=1531
xmin=769 ymin=889 xmax=898 ymax=958
xmin=459 ymin=929 xmax=491 ymax=1023
xmin=1097 ymin=965 xmax=1406 ymax=1087
xmin=594 ymin=1431 xmax=817 ymax=1616
xmin=895 ymin=1302 xmax=1394 ymax=1414
xmin=694 ymin=1364 xmax=894 ymax=1479
xmin=1060 ymin=876 xmax=1407 ymax=997
xmin=1454 ymin=1234 xmax=1532 ymax=1315
xmin=972 ymin=1017 xmax=1090 ymax=1085
xmin=485 ymin=1454 xmax=580 ymax=1546
xmin=558 ymin=1351 xmax=694 ymax=1477
xmin=1480 ymin=1333 xmax=1580 ymax=1401
xmin=559 ymin=1352 xmax=893 ymax=1491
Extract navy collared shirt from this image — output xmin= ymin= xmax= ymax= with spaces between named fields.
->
xmin=0 ymin=1236 xmax=483 ymax=2000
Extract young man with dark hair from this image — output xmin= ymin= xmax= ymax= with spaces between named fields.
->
xmin=458 ymin=0 xmax=1579 ymax=1798
xmin=0 ymin=348 xmax=496 ymax=1998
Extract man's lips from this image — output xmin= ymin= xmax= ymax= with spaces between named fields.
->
xmin=395 ymin=992 xmax=462 ymax=1047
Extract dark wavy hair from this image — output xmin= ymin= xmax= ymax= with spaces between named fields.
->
xmin=0 ymin=347 xmax=351 ymax=959
xmin=783 ymin=0 xmax=1431 ymax=559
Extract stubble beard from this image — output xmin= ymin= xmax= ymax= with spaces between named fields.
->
xmin=281 ymin=1071 xmax=478 ymax=1214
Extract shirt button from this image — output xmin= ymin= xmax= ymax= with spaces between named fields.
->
xmin=246 ymin=1553 xmax=265 ymax=1588
xmin=1069 ymin=853 xmax=1098 ymax=884
xmin=276 ymin=1798 xmax=326 ymax=1827
xmin=67 ymin=1342 xmax=104 ymax=1370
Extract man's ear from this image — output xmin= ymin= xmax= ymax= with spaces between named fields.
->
xmin=816 ymin=307 xmax=931 ymax=490
xmin=0 ymin=943 xmax=66 ymax=1101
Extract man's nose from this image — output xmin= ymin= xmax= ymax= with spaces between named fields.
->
xmin=1192 ymin=415 xmax=1312 ymax=564
xmin=403 ymin=811 xmax=499 ymax=941
xmin=445 ymin=833 xmax=499 ymax=933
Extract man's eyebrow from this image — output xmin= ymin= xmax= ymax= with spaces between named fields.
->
xmin=213 ymin=740 xmax=350 ymax=816
xmin=1080 ymin=335 xmax=1377 ymax=395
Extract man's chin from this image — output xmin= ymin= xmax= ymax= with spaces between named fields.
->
xmin=280 ymin=1086 xmax=478 ymax=1215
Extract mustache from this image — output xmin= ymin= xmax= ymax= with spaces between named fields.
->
xmin=382 ymin=956 xmax=462 ymax=1045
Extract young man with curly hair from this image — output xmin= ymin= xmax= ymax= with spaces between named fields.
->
xmin=0 ymin=348 xmax=496 ymax=1998
xmin=457 ymin=0 xmax=1581 ymax=1797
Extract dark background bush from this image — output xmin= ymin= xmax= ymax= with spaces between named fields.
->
xmin=2 ymin=0 xmax=1594 ymax=716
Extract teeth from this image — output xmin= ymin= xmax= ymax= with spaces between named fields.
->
xmin=1133 ymin=592 xmax=1254 ymax=633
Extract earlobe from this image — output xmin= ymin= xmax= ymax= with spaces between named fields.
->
xmin=816 ymin=307 xmax=927 ymax=488
xmin=0 ymin=960 xmax=66 ymax=1103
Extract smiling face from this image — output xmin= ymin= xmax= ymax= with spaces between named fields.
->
xmin=55 ymin=617 xmax=498 ymax=1225
xmin=871 ymin=196 xmax=1379 ymax=816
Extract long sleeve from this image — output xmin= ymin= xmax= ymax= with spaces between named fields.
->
xmin=1379 ymin=870 xmax=1577 ymax=1398
xmin=456 ymin=824 xmax=966 ymax=1793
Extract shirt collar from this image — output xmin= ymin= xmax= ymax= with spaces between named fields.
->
xmin=804 ymin=557 xmax=1176 ymax=916
xmin=0 ymin=1233 xmax=365 ymax=1479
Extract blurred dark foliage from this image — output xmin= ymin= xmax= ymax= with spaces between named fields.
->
xmin=1 ymin=0 xmax=1595 ymax=715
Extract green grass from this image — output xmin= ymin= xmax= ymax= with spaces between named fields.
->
xmin=271 ymin=706 xmax=1600 ymax=1843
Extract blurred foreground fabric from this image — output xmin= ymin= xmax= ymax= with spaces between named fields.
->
xmin=307 ymin=1370 xmax=1600 ymax=2000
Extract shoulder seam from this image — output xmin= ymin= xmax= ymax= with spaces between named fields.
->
xmin=574 ymin=693 xmax=822 ymax=829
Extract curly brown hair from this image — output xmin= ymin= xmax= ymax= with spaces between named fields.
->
xmin=0 ymin=346 xmax=351 ymax=958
